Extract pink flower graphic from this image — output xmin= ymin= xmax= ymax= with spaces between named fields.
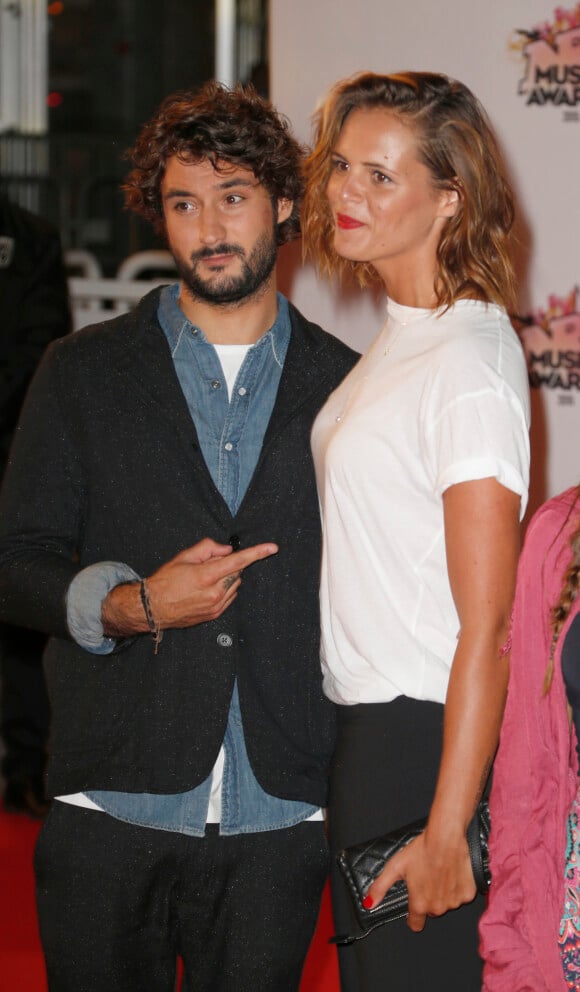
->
xmin=512 ymin=3 xmax=580 ymax=51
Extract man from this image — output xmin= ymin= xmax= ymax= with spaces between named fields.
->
xmin=0 ymin=194 xmax=71 ymax=817
xmin=0 ymin=83 xmax=357 ymax=991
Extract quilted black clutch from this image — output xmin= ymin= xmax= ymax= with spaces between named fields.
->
xmin=332 ymin=799 xmax=490 ymax=944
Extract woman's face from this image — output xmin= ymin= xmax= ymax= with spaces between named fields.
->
xmin=325 ymin=107 xmax=457 ymax=285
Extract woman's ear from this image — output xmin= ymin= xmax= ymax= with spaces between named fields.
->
xmin=439 ymin=185 xmax=461 ymax=218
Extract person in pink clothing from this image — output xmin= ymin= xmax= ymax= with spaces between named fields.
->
xmin=480 ymin=486 xmax=580 ymax=991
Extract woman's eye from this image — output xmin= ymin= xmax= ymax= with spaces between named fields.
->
xmin=331 ymin=157 xmax=348 ymax=173
xmin=372 ymin=170 xmax=390 ymax=184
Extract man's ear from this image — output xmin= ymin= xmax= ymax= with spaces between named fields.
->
xmin=277 ymin=198 xmax=293 ymax=225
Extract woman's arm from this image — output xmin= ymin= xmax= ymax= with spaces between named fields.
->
xmin=366 ymin=476 xmax=520 ymax=931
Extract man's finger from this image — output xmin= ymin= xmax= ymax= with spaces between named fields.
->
xmin=222 ymin=573 xmax=240 ymax=591
xmin=212 ymin=542 xmax=278 ymax=579
xmin=176 ymin=539 xmax=234 ymax=564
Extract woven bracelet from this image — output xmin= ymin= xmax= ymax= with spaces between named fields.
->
xmin=139 ymin=578 xmax=163 ymax=655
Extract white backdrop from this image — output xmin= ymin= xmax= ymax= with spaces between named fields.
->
xmin=270 ymin=0 xmax=580 ymax=518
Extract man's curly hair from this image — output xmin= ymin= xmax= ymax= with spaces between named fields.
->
xmin=123 ymin=81 xmax=304 ymax=245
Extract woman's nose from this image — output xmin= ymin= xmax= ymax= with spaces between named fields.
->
xmin=337 ymin=171 xmax=362 ymax=202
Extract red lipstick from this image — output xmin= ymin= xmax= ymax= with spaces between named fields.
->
xmin=336 ymin=213 xmax=364 ymax=230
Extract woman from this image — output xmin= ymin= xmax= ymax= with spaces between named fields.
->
xmin=480 ymin=487 xmax=580 ymax=991
xmin=302 ymin=72 xmax=530 ymax=991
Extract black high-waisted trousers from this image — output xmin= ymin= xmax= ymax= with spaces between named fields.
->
xmin=329 ymin=696 xmax=484 ymax=992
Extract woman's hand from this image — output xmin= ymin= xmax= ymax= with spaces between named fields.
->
xmin=364 ymin=825 xmax=477 ymax=932
xmin=366 ymin=477 xmax=520 ymax=932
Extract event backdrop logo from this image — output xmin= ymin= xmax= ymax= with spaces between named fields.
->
xmin=518 ymin=288 xmax=580 ymax=399
xmin=513 ymin=4 xmax=580 ymax=116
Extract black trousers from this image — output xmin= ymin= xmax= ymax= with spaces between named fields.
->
xmin=35 ymin=803 xmax=329 ymax=992
xmin=329 ymin=697 xmax=484 ymax=992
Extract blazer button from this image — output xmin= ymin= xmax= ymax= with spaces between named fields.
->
xmin=228 ymin=534 xmax=240 ymax=551
xmin=217 ymin=633 xmax=233 ymax=648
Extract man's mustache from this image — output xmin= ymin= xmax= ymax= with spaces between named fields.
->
xmin=190 ymin=244 xmax=244 ymax=263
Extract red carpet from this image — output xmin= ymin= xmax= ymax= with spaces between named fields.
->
xmin=0 ymin=804 xmax=339 ymax=991
xmin=0 ymin=807 xmax=46 ymax=991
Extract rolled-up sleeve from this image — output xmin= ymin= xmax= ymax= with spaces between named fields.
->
xmin=66 ymin=561 xmax=139 ymax=654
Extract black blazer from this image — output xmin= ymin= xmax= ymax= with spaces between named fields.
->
xmin=0 ymin=288 xmax=358 ymax=802
xmin=0 ymin=195 xmax=71 ymax=476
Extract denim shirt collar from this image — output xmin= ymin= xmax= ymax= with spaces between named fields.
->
xmin=157 ymin=284 xmax=291 ymax=519
xmin=157 ymin=282 xmax=290 ymax=360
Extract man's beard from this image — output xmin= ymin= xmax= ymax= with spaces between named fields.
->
xmin=175 ymin=229 xmax=278 ymax=307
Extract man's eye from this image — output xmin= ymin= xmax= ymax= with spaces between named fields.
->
xmin=225 ymin=194 xmax=244 ymax=205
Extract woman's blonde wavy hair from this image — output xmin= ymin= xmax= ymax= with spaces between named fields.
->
xmin=302 ymin=71 xmax=517 ymax=311
xmin=545 ymin=490 xmax=580 ymax=692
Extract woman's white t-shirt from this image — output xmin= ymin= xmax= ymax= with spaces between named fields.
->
xmin=311 ymin=299 xmax=530 ymax=706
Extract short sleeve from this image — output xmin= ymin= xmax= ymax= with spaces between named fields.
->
xmin=421 ymin=335 xmax=530 ymax=518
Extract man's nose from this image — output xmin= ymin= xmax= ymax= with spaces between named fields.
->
xmin=198 ymin=208 xmax=226 ymax=245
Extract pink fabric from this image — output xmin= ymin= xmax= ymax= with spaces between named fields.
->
xmin=480 ymin=487 xmax=580 ymax=991
xmin=557 ymin=785 xmax=580 ymax=987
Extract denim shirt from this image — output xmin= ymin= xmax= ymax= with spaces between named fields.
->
xmin=80 ymin=284 xmax=319 ymax=835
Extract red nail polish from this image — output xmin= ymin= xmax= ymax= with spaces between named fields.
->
xmin=363 ymin=895 xmax=374 ymax=909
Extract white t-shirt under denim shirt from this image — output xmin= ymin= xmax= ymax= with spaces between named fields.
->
xmin=311 ymin=298 xmax=530 ymax=707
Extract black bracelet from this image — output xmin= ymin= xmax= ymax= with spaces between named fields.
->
xmin=139 ymin=578 xmax=163 ymax=654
